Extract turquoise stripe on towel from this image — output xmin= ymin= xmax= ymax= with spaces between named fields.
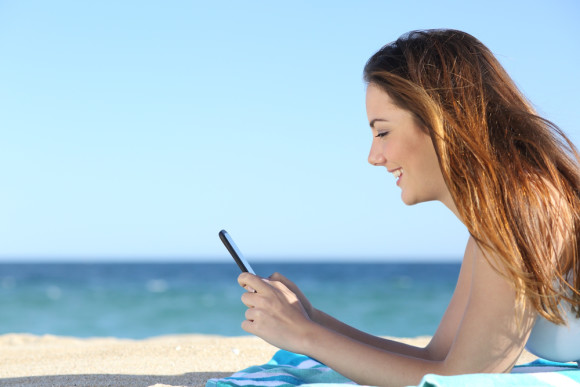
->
xmin=206 ymin=350 xmax=354 ymax=387
xmin=206 ymin=350 xmax=580 ymax=387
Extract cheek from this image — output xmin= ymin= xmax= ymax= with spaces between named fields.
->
xmin=401 ymin=140 xmax=435 ymax=175
xmin=417 ymin=142 xmax=442 ymax=178
xmin=383 ymin=141 xmax=398 ymax=159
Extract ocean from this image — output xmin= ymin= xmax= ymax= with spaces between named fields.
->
xmin=0 ymin=262 xmax=460 ymax=339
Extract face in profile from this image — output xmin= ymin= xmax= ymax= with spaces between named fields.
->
xmin=366 ymin=83 xmax=449 ymax=206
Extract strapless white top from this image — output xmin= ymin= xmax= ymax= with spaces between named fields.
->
xmin=525 ymin=301 xmax=580 ymax=362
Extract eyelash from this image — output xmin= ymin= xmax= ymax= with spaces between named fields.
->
xmin=375 ymin=131 xmax=389 ymax=138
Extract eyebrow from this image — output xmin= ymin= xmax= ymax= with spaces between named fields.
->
xmin=369 ymin=118 xmax=388 ymax=128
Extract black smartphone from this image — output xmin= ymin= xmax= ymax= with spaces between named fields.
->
xmin=219 ymin=230 xmax=256 ymax=275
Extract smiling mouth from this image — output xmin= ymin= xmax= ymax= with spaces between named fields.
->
xmin=391 ymin=168 xmax=403 ymax=185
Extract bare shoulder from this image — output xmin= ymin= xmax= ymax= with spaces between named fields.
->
xmin=442 ymin=240 xmax=536 ymax=373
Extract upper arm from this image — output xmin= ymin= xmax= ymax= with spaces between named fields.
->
xmin=442 ymin=243 xmax=537 ymax=373
xmin=425 ymin=237 xmax=475 ymax=360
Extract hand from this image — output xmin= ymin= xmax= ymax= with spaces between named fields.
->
xmin=267 ymin=272 xmax=317 ymax=320
xmin=238 ymin=272 xmax=316 ymax=353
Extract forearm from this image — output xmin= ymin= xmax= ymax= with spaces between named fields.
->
xmin=238 ymin=273 xmax=449 ymax=385
xmin=301 ymin=322 xmax=445 ymax=387
xmin=311 ymin=308 xmax=432 ymax=360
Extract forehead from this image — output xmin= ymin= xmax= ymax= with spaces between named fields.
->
xmin=366 ymin=84 xmax=408 ymax=122
xmin=366 ymin=83 xmax=395 ymax=105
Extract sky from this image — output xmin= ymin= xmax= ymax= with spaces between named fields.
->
xmin=0 ymin=1 xmax=579 ymax=262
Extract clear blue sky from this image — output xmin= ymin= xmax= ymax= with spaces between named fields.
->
xmin=1 ymin=1 xmax=578 ymax=262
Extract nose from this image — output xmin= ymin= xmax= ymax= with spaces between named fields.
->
xmin=368 ymin=138 xmax=386 ymax=166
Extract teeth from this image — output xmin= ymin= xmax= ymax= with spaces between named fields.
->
xmin=393 ymin=169 xmax=402 ymax=178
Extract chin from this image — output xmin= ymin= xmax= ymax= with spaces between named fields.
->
xmin=400 ymin=194 xmax=419 ymax=206
xmin=400 ymin=192 xmax=431 ymax=206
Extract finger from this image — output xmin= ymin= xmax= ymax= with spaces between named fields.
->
xmin=245 ymin=307 xmax=259 ymax=321
xmin=268 ymin=272 xmax=296 ymax=290
xmin=259 ymin=278 xmax=292 ymax=299
xmin=241 ymin=290 xmax=258 ymax=307
xmin=241 ymin=318 xmax=254 ymax=333
xmin=238 ymin=273 xmax=272 ymax=294
xmin=268 ymin=272 xmax=286 ymax=281
xmin=264 ymin=277 xmax=291 ymax=293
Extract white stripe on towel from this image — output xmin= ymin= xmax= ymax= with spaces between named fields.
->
xmin=534 ymin=372 xmax=580 ymax=387
xmin=221 ymin=379 xmax=289 ymax=387
xmin=295 ymin=359 xmax=325 ymax=369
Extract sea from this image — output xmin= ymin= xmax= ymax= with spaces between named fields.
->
xmin=0 ymin=262 xmax=460 ymax=339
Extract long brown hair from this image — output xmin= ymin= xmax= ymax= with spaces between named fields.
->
xmin=364 ymin=29 xmax=580 ymax=324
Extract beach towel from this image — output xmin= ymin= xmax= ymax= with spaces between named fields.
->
xmin=206 ymin=349 xmax=580 ymax=387
xmin=206 ymin=350 xmax=355 ymax=387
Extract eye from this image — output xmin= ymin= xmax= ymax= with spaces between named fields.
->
xmin=375 ymin=131 xmax=389 ymax=138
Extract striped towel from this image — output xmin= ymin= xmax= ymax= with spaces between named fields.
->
xmin=206 ymin=350 xmax=580 ymax=387
xmin=206 ymin=350 xmax=355 ymax=387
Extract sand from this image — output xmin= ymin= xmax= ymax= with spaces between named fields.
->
xmin=0 ymin=334 xmax=538 ymax=387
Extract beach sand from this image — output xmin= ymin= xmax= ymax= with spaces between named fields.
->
xmin=0 ymin=334 xmax=538 ymax=387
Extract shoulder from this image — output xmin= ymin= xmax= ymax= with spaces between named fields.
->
xmin=442 ymin=236 xmax=536 ymax=373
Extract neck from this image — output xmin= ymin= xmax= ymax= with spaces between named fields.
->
xmin=440 ymin=192 xmax=462 ymax=222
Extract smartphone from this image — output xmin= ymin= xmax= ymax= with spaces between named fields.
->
xmin=219 ymin=230 xmax=256 ymax=275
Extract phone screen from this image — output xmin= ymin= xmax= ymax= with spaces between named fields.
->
xmin=219 ymin=230 xmax=256 ymax=275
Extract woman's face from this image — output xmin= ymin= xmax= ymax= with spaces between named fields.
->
xmin=366 ymin=83 xmax=450 ymax=206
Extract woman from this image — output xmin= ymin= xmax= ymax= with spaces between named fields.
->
xmin=238 ymin=29 xmax=580 ymax=386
